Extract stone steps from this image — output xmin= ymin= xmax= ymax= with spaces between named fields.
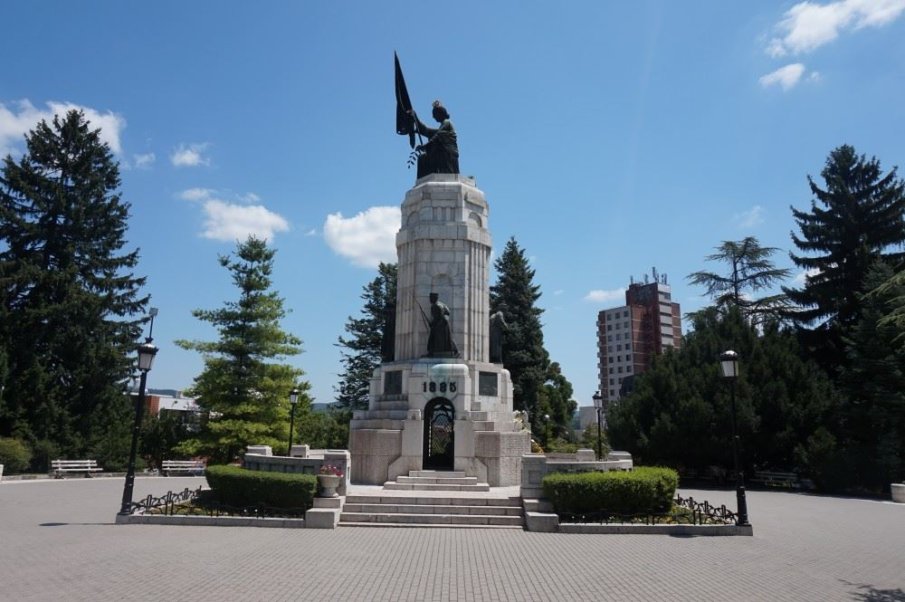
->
xmin=339 ymin=470 xmax=524 ymax=529
xmin=339 ymin=522 xmax=520 ymax=529
xmin=340 ymin=492 xmax=524 ymax=529
xmin=396 ymin=475 xmax=479 ymax=486
xmin=410 ymin=470 xmax=466 ymax=478
xmin=340 ymin=512 xmax=523 ymax=527
xmin=383 ymin=481 xmax=491 ymax=492
xmin=343 ymin=503 xmax=522 ymax=516
xmin=382 ymin=470 xmax=490 ymax=492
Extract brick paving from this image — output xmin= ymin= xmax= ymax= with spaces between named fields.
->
xmin=1 ymin=477 xmax=903 ymax=601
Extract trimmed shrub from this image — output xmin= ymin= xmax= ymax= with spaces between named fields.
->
xmin=205 ymin=465 xmax=316 ymax=510
xmin=0 ymin=437 xmax=32 ymax=474
xmin=542 ymin=466 xmax=679 ymax=515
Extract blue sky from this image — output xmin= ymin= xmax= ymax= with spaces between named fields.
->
xmin=2 ymin=1 xmax=904 ymax=409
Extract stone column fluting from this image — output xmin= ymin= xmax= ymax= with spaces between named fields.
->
xmin=394 ymin=174 xmax=491 ymax=363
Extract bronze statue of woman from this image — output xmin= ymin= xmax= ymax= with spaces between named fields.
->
xmin=412 ymin=101 xmax=459 ymax=178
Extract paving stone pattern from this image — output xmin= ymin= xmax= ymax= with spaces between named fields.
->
xmin=1 ymin=477 xmax=903 ymax=601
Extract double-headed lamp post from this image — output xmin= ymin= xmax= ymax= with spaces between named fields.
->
xmin=720 ymin=349 xmax=750 ymax=527
xmin=288 ymin=387 xmax=300 ymax=453
xmin=119 ymin=338 xmax=159 ymax=516
xmin=592 ymin=391 xmax=604 ymax=460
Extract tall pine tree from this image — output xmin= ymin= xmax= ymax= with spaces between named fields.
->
xmin=490 ymin=237 xmax=576 ymax=437
xmin=0 ymin=110 xmax=148 ymax=469
xmin=335 ymin=262 xmax=397 ymax=411
xmin=176 ymin=237 xmax=309 ymax=463
xmin=784 ymin=145 xmax=905 ymax=367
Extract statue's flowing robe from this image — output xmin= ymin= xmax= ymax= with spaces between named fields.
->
xmin=416 ymin=119 xmax=459 ymax=178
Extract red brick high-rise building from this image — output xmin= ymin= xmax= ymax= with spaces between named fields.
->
xmin=596 ymin=269 xmax=682 ymax=415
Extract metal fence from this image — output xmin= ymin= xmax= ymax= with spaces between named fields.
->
xmin=126 ymin=487 xmax=309 ymax=519
xmin=558 ymin=494 xmax=739 ymax=525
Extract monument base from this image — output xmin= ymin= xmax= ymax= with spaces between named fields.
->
xmin=349 ymin=358 xmax=529 ymax=486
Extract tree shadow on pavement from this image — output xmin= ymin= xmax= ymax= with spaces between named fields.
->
xmin=844 ymin=580 xmax=905 ymax=601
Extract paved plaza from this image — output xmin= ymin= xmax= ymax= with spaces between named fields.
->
xmin=1 ymin=477 xmax=903 ymax=601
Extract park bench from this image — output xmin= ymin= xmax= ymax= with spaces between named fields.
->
xmin=51 ymin=459 xmax=103 ymax=478
xmin=750 ymin=470 xmax=803 ymax=489
xmin=161 ymin=460 xmax=205 ymax=476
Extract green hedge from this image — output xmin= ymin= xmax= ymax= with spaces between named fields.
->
xmin=205 ymin=465 xmax=317 ymax=510
xmin=542 ymin=467 xmax=679 ymax=515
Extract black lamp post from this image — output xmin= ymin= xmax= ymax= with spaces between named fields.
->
xmin=592 ymin=390 xmax=604 ymax=460
xmin=543 ymin=413 xmax=551 ymax=447
xmin=288 ymin=387 xmax=299 ymax=454
xmin=720 ymin=349 xmax=750 ymax=527
xmin=119 ymin=318 xmax=159 ymax=516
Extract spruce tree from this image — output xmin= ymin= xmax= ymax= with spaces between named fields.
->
xmin=784 ymin=145 xmax=905 ymax=362
xmin=837 ymin=263 xmax=905 ymax=488
xmin=0 ymin=110 xmax=148 ymax=468
xmin=176 ymin=237 xmax=309 ymax=463
xmin=687 ymin=237 xmax=791 ymax=324
xmin=490 ymin=237 xmax=555 ymax=434
xmin=335 ymin=262 xmax=397 ymax=411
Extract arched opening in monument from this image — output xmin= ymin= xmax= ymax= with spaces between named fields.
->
xmin=423 ymin=397 xmax=455 ymax=470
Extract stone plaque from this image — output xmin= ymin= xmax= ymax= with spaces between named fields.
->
xmin=384 ymin=370 xmax=402 ymax=395
xmin=479 ymin=371 xmax=498 ymax=396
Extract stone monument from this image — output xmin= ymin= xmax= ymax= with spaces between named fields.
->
xmin=348 ymin=57 xmax=530 ymax=486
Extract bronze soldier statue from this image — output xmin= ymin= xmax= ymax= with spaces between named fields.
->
xmin=427 ymin=293 xmax=458 ymax=357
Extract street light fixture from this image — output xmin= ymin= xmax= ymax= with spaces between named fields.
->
xmin=288 ymin=387 xmax=300 ymax=454
xmin=719 ymin=349 xmax=750 ymax=527
xmin=592 ymin=391 xmax=604 ymax=460
xmin=119 ymin=312 xmax=159 ymax=516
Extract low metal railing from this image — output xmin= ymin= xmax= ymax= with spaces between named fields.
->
xmin=557 ymin=495 xmax=739 ymax=525
xmin=126 ymin=487 xmax=309 ymax=519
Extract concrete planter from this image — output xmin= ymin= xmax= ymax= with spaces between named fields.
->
xmin=317 ymin=474 xmax=342 ymax=498
xmin=891 ymin=483 xmax=905 ymax=503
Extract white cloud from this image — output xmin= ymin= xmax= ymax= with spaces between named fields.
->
xmin=323 ymin=206 xmax=400 ymax=268
xmin=200 ymin=199 xmax=289 ymax=242
xmin=133 ymin=152 xmax=155 ymax=169
xmin=793 ymin=267 xmax=822 ymax=285
xmin=733 ymin=205 xmax=765 ymax=228
xmin=0 ymin=99 xmax=125 ymax=157
xmin=170 ymin=143 xmax=210 ymax=167
xmin=760 ymin=63 xmax=808 ymax=90
xmin=305 ymin=228 xmax=318 ymax=237
xmin=767 ymin=0 xmax=905 ymax=56
xmin=178 ymin=188 xmax=288 ymax=241
xmin=584 ymin=288 xmax=626 ymax=303
xmin=553 ymin=289 xmax=565 ymax=296
xmin=239 ymin=192 xmax=261 ymax=203
xmin=179 ymin=187 xmax=214 ymax=202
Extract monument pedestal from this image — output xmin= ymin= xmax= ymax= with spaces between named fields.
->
xmin=350 ymin=358 xmax=528 ymax=486
xmin=349 ymin=174 xmax=529 ymax=486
